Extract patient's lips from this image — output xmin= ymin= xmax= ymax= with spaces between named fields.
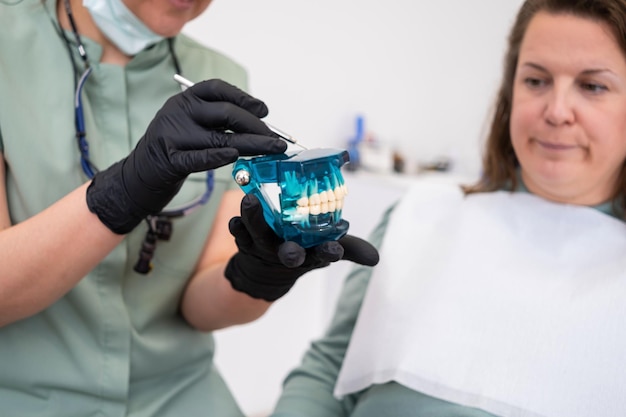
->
xmin=537 ymin=140 xmax=577 ymax=150
xmin=531 ymin=137 xmax=584 ymax=158
xmin=169 ymin=0 xmax=194 ymax=11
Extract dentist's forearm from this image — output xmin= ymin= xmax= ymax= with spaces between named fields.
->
xmin=0 ymin=183 xmax=123 ymax=327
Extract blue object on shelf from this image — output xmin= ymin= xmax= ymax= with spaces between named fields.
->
xmin=346 ymin=114 xmax=365 ymax=171
xmin=232 ymin=148 xmax=350 ymax=248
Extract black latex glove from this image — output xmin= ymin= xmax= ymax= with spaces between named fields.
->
xmin=224 ymin=194 xmax=380 ymax=301
xmin=86 ymin=79 xmax=287 ymax=234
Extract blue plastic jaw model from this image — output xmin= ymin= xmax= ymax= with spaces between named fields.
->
xmin=232 ymin=148 xmax=350 ymax=248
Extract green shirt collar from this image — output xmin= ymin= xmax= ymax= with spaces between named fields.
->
xmin=515 ymin=175 xmax=617 ymax=219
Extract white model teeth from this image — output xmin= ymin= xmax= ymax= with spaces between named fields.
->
xmin=280 ymin=168 xmax=347 ymax=224
xmin=296 ymin=185 xmax=347 ymax=215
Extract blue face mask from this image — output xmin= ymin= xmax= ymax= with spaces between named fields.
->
xmin=82 ymin=0 xmax=164 ymax=56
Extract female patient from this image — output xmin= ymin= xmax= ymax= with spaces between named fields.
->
xmin=270 ymin=0 xmax=626 ymax=416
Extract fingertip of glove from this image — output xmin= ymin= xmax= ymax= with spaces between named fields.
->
xmin=339 ymin=235 xmax=380 ymax=266
xmin=253 ymin=103 xmax=270 ymax=119
xmin=271 ymin=139 xmax=288 ymax=154
xmin=316 ymin=241 xmax=344 ymax=263
xmin=228 ymin=216 xmax=243 ymax=234
xmin=278 ymin=241 xmax=306 ymax=268
xmin=361 ymin=247 xmax=380 ymax=266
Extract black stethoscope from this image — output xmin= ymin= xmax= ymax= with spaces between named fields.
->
xmin=58 ymin=0 xmax=214 ymax=274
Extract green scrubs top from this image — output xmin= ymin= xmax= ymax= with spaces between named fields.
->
xmin=271 ymin=186 xmax=618 ymax=417
xmin=0 ymin=1 xmax=246 ymax=416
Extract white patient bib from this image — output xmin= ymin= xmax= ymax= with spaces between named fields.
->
xmin=334 ymin=182 xmax=626 ymax=417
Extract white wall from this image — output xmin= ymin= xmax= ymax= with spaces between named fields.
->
xmin=183 ymin=1 xmax=525 ymax=415
xmin=184 ymin=0 xmax=524 ymax=176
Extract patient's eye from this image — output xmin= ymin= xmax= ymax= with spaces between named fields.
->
xmin=524 ymin=77 xmax=548 ymax=89
xmin=579 ymin=81 xmax=607 ymax=94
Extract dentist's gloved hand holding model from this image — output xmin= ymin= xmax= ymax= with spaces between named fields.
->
xmin=225 ymin=194 xmax=379 ymax=301
xmin=87 ymin=79 xmax=286 ymax=234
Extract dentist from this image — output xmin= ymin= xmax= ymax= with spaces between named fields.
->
xmin=0 ymin=0 xmax=378 ymax=416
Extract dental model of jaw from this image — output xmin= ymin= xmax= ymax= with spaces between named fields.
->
xmin=232 ymin=148 xmax=351 ymax=248
xmin=281 ymin=167 xmax=348 ymax=227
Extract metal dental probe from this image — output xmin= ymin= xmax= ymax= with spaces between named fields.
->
xmin=173 ymin=74 xmax=307 ymax=150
